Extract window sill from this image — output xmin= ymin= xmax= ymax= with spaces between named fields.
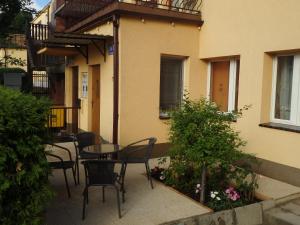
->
xmin=159 ymin=115 xmax=171 ymax=120
xmin=259 ymin=122 xmax=300 ymax=133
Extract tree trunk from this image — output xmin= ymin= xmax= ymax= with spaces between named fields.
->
xmin=200 ymin=165 xmax=207 ymax=203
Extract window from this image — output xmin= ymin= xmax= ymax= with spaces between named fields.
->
xmin=207 ymin=59 xmax=240 ymax=112
xmin=159 ymin=57 xmax=184 ymax=117
xmin=271 ymin=54 xmax=300 ymax=125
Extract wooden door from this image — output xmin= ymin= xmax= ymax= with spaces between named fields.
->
xmin=91 ymin=65 xmax=100 ymax=137
xmin=211 ymin=61 xmax=230 ymax=111
xmin=72 ymin=67 xmax=79 ymax=133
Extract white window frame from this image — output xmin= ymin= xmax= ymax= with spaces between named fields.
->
xmin=207 ymin=59 xmax=239 ymax=112
xmin=270 ymin=54 xmax=300 ymax=125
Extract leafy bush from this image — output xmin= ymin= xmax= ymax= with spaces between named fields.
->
xmin=0 ymin=86 xmax=53 ymax=225
xmin=164 ymin=97 xmax=257 ymax=211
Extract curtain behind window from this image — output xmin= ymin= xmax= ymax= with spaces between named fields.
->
xmin=160 ymin=58 xmax=183 ymax=112
xmin=275 ymin=56 xmax=294 ymax=120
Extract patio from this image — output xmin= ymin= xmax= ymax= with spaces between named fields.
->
xmin=45 ymin=142 xmax=211 ymax=225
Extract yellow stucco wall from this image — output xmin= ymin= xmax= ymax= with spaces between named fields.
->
xmin=0 ymin=48 xmax=27 ymax=71
xmin=65 ymin=23 xmax=114 ymax=142
xmin=198 ymin=0 xmax=300 ymax=169
xmin=118 ymin=17 xmax=201 ymax=145
xmin=32 ymin=5 xmax=50 ymax=25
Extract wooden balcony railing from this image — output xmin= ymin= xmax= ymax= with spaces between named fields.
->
xmin=56 ymin=0 xmax=202 ymax=21
xmin=29 ymin=23 xmax=49 ymax=41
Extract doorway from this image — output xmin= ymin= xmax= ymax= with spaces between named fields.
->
xmin=91 ymin=65 xmax=100 ymax=137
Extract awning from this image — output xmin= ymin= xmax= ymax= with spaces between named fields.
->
xmin=37 ymin=32 xmax=112 ymax=62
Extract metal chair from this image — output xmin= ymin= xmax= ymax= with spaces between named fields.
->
xmin=119 ymin=137 xmax=157 ymax=189
xmin=74 ymin=132 xmax=110 ymax=184
xmin=82 ymin=160 xmax=124 ymax=220
xmin=46 ymin=143 xmax=77 ymax=198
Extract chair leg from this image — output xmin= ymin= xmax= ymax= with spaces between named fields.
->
xmin=86 ymin=187 xmax=89 ymax=204
xmin=76 ymin=158 xmax=80 ymax=185
xmin=63 ymin=168 xmax=71 ymax=198
xmin=121 ymin=163 xmax=127 ymax=193
xmin=121 ymin=186 xmax=125 ymax=203
xmin=72 ymin=167 xmax=77 ymax=186
xmin=102 ymin=186 xmax=105 ymax=203
xmin=82 ymin=187 xmax=87 ymax=220
xmin=145 ymin=162 xmax=150 ymax=180
xmin=145 ymin=162 xmax=154 ymax=189
xmin=115 ymin=186 xmax=121 ymax=218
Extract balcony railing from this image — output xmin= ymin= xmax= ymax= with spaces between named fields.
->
xmin=29 ymin=23 xmax=49 ymax=41
xmin=56 ymin=0 xmax=202 ymax=22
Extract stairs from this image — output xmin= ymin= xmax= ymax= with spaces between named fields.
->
xmin=263 ymin=198 xmax=300 ymax=225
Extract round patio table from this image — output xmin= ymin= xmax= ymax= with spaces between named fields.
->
xmin=82 ymin=144 xmax=123 ymax=160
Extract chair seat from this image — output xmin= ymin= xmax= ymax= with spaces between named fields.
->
xmin=79 ymin=153 xmax=99 ymax=160
xmin=49 ymin=160 xmax=75 ymax=169
xmin=121 ymin=158 xmax=147 ymax=163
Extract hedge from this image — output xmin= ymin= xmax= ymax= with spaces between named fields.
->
xmin=0 ymin=86 xmax=53 ymax=225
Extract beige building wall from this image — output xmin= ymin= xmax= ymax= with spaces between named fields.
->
xmin=0 ymin=48 xmax=27 ymax=71
xmin=65 ymin=23 xmax=114 ymax=142
xmin=118 ymin=17 xmax=201 ymax=145
xmin=199 ymin=0 xmax=300 ymax=169
xmin=32 ymin=5 xmax=50 ymax=24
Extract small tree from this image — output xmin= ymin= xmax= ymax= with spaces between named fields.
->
xmin=168 ymin=97 xmax=254 ymax=203
xmin=0 ymin=86 xmax=53 ymax=225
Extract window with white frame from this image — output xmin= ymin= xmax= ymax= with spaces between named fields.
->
xmin=271 ymin=54 xmax=300 ymax=125
xmin=207 ymin=59 xmax=240 ymax=112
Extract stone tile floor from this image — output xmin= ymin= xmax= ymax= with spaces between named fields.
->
xmin=45 ymin=143 xmax=210 ymax=225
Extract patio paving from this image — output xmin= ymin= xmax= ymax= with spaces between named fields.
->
xmin=45 ymin=143 xmax=211 ymax=225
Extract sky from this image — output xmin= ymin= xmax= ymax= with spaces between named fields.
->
xmin=32 ymin=0 xmax=49 ymax=11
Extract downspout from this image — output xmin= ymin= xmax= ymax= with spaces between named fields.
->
xmin=112 ymin=15 xmax=120 ymax=144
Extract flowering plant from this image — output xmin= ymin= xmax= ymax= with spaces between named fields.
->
xmin=155 ymin=96 xmax=258 ymax=211
xmin=225 ymin=187 xmax=240 ymax=201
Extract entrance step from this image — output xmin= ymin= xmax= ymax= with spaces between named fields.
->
xmin=263 ymin=198 xmax=300 ymax=225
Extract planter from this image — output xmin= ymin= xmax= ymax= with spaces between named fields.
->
xmin=160 ymin=202 xmax=264 ymax=225
xmin=151 ymin=168 xmax=266 ymax=225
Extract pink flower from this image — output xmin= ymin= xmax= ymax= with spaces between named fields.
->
xmin=225 ymin=187 xmax=240 ymax=201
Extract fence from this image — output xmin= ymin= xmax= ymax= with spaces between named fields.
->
xmin=32 ymin=71 xmax=50 ymax=98
xmin=47 ymin=106 xmax=80 ymax=137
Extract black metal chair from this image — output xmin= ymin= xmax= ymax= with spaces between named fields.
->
xmin=119 ymin=137 xmax=157 ymax=189
xmin=74 ymin=132 xmax=110 ymax=184
xmin=82 ymin=160 xmax=124 ymax=220
xmin=46 ymin=143 xmax=77 ymax=198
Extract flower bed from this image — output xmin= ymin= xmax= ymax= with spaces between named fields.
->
xmin=151 ymin=165 xmax=260 ymax=212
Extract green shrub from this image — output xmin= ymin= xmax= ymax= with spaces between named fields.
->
xmin=164 ymin=96 xmax=257 ymax=210
xmin=0 ymin=86 xmax=53 ymax=225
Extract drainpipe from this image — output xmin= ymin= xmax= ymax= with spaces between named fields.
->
xmin=112 ymin=15 xmax=120 ymax=144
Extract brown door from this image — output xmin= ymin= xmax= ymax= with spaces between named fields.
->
xmin=91 ymin=65 xmax=100 ymax=137
xmin=211 ymin=61 xmax=230 ymax=111
xmin=72 ymin=67 xmax=79 ymax=133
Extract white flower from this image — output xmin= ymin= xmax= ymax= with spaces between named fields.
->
xmin=196 ymin=184 xmax=201 ymax=188
xmin=216 ymin=197 xmax=221 ymax=201
xmin=195 ymin=189 xmax=199 ymax=194
xmin=159 ymin=176 xmax=165 ymax=180
xmin=210 ymin=192 xmax=216 ymax=199
xmin=214 ymin=191 xmax=219 ymax=195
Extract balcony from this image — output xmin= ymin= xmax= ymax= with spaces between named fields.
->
xmin=55 ymin=0 xmax=202 ymax=30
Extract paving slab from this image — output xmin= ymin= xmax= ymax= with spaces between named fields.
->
xmin=256 ymin=175 xmax=300 ymax=200
xmin=45 ymin=143 xmax=210 ymax=225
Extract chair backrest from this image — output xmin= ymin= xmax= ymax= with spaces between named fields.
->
xmin=83 ymin=160 xmax=116 ymax=186
xmin=76 ymin=132 xmax=96 ymax=153
xmin=122 ymin=137 xmax=157 ymax=161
